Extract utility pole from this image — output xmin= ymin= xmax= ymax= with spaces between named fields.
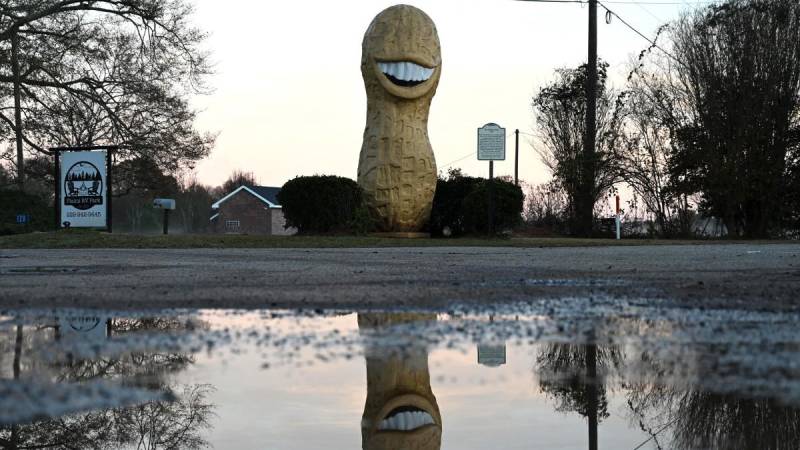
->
xmin=583 ymin=0 xmax=598 ymax=237
xmin=586 ymin=341 xmax=599 ymax=450
xmin=11 ymin=28 xmax=24 ymax=191
xmin=514 ymin=129 xmax=520 ymax=186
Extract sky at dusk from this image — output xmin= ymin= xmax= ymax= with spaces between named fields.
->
xmin=189 ymin=0 xmax=710 ymax=190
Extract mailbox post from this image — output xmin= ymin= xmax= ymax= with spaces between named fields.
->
xmin=153 ymin=198 xmax=176 ymax=235
xmin=615 ymin=195 xmax=621 ymax=240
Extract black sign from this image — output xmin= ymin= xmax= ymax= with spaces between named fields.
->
xmin=63 ymin=161 xmax=104 ymax=210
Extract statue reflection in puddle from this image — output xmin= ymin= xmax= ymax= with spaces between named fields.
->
xmin=358 ymin=313 xmax=442 ymax=450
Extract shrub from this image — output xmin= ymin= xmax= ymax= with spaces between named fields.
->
xmin=429 ymin=169 xmax=524 ymax=236
xmin=462 ymin=179 xmax=524 ymax=234
xmin=278 ymin=175 xmax=372 ymax=234
xmin=0 ymin=189 xmax=53 ymax=235
xmin=429 ymin=174 xmax=482 ymax=236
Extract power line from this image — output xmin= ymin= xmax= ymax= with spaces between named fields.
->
xmin=514 ymin=0 xmax=698 ymax=64
xmin=602 ymin=1 xmax=713 ymax=4
xmin=440 ymin=151 xmax=474 ymax=168
xmin=442 ymin=131 xmax=516 ymax=168
xmin=516 ymin=0 xmax=714 ymax=4
xmin=597 ymin=0 xmax=683 ymax=65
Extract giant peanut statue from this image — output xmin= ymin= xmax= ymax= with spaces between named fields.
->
xmin=358 ymin=5 xmax=441 ymax=232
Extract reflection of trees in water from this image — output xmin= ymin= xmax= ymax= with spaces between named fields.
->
xmin=54 ymin=352 xmax=194 ymax=386
xmin=0 ymin=384 xmax=213 ymax=450
xmin=53 ymin=318 xmax=198 ymax=387
xmin=670 ymin=393 xmax=800 ymax=450
xmin=626 ymin=352 xmax=800 ymax=450
xmin=536 ymin=343 xmax=623 ymax=421
xmin=108 ymin=317 xmax=204 ymax=335
xmin=0 ymin=316 xmax=215 ymax=450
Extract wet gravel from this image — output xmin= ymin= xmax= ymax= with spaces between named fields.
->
xmin=1 ymin=244 xmax=799 ymax=311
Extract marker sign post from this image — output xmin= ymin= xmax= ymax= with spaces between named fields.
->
xmin=478 ymin=123 xmax=506 ymax=235
xmin=54 ymin=147 xmax=114 ymax=231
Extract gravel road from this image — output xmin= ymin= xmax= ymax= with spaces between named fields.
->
xmin=1 ymin=244 xmax=799 ymax=310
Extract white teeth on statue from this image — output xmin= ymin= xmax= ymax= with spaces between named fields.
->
xmin=377 ymin=411 xmax=436 ymax=431
xmin=379 ymin=61 xmax=434 ymax=82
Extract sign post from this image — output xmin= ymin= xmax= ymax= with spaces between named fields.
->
xmin=478 ymin=123 xmax=506 ymax=235
xmin=52 ymin=146 xmax=116 ymax=232
xmin=615 ymin=195 xmax=621 ymax=240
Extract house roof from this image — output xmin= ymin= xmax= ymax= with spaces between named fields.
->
xmin=211 ymin=185 xmax=282 ymax=209
xmin=247 ymin=185 xmax=281 ymax=205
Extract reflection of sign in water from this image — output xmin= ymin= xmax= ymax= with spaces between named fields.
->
xmin=59 ymin=316 xmax=108 ymax=341
xmin=477 ymin=344 xmax=507 ymax=367
xmin=59 ymin=150 xmax=108 ymax=228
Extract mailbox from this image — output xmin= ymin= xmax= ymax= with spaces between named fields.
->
xmin=153 ymin=198 xmax=176 ymax=210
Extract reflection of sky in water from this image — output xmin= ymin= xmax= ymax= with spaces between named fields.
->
xmin=2 ymin=308 xmax=800 ymax=449
xmin=186 ymin=322 xmax=639 ymax=449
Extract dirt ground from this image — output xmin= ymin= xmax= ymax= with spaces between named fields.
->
xmin=1 ymin=244 xmax=799 ymax=311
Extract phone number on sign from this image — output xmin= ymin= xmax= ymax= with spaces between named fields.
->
xmin=66 ymin=211 xmax=102 ymax=218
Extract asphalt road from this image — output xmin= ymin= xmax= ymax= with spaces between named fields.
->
xmin=1 ymin=244 xmax=799 ymax=311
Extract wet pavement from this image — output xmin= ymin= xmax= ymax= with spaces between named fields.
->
xmin=2 ymin=301 xmax=800 ymax=449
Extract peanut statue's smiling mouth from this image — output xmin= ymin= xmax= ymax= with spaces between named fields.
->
xmin=377 ymin=405 xmax=436 ymax=432
xmin=378 ymin=61 xmax=435 ymax=87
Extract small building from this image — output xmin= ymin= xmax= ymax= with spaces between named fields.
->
xmin=210 ymin=185 xmax=296 ymax=235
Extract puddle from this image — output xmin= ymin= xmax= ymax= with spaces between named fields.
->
xmin=1 ymin=303 xmax=799 ymax=449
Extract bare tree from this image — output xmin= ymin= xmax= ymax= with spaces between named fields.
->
xmin=524 ymin=180 xmax=568 ymax=230
xmin=218 ymin=170 xmax=258 ymax=198
xmin=532 ymin=62 xmax=622 ymax=236
xmin=616 ymin=69 xmax=694 ymax=237
xmin=0 ymin=0 xmax=215 ymax=189
xmin=176 ymin=175 xmax=213 ymax=233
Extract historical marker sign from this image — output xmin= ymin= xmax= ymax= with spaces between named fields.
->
xmin=59 ymin=150 xmax=108 ymax=228
xmin=477 ymin=344 xmax=507 ymax=367
xmin=478 ymin=123 xmax=506 ymax=161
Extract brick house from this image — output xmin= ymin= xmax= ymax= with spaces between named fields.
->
xmin=210 ymin=185 xmax=296 ymax=235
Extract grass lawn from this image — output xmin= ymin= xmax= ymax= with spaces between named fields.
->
xmin=0 ymin=229 xmax=786 ymax=249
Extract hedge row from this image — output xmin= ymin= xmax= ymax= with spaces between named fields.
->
xmin=277 ymin=175 xmax=371 ymax=234
xmin=278 ymin=174 xmax=523 ymax=236
xmin=430 ymin=176 xmax=523 ymax=236
xmin=0 ymin=189 xmax=52 ymax=235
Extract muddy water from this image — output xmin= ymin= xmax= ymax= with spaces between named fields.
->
xmin=1 ymin=303 xmax=799 ymax=449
